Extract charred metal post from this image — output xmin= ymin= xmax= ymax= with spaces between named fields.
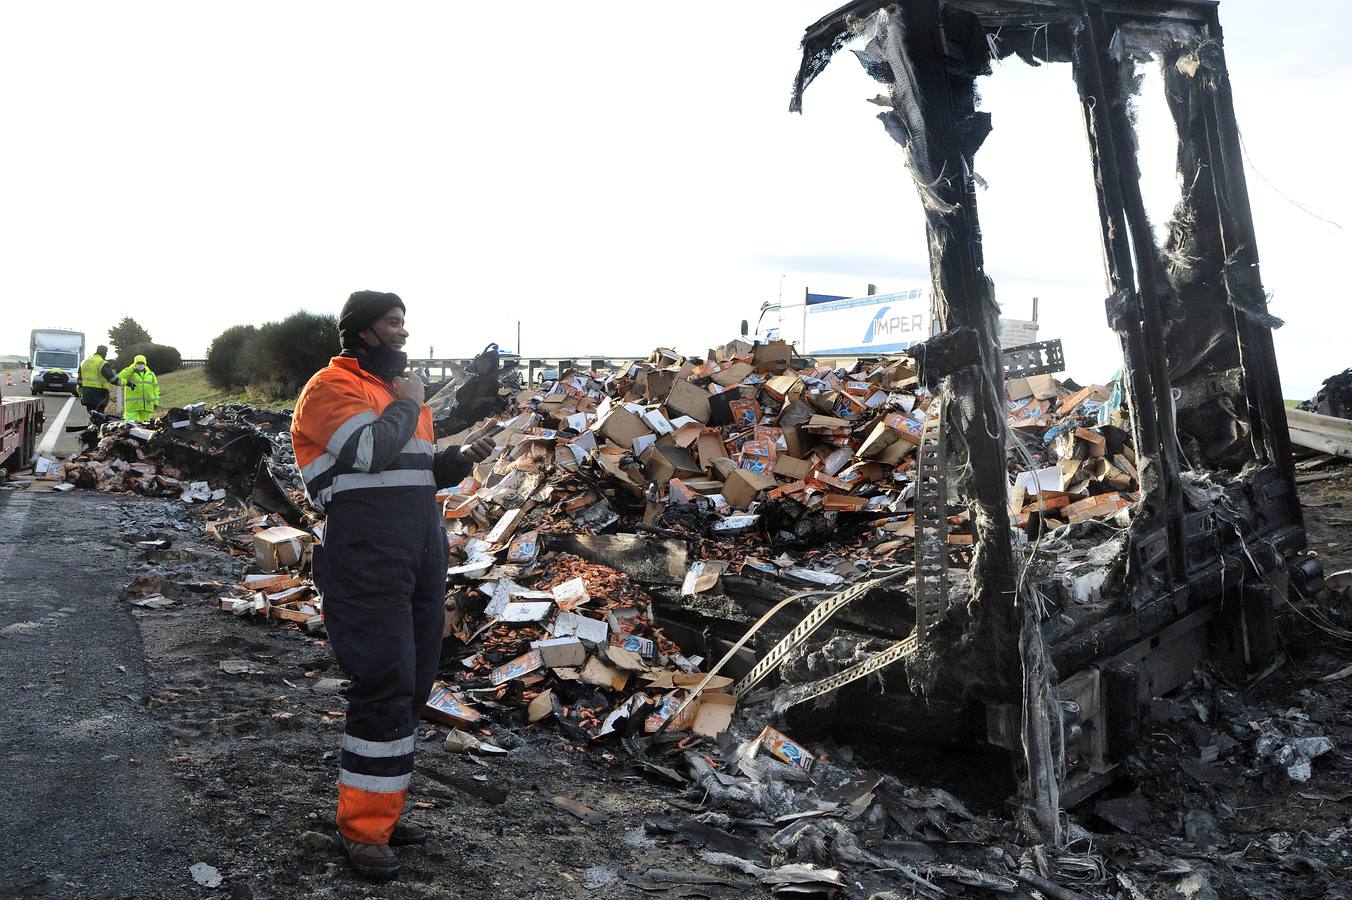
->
xmin=890 ymin=0 xmax=1020 ymax=695
xmin=792 ymin=0 xmax=1021 ymax=698
xmin=1158 ymin=40 xmax=1253 ymax=470
xmin=1070 ymin=2 xmax=1184 ymax=580
xmin=1197 ymin=9 xmax=1300 ymax=509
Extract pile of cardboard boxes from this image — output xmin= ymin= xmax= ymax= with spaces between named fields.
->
xmin=1005 ymin=375 xmax=1139 ymax=531
xmin=210 ymin=514 xmax=324 ymax=630
xmin=439 ymin=341 xmax=1137 ymax=578
xmin=432 ymin=552 xmax=739 ymax=743
xmin=439 ymin=341 xmax=941 ymax=556
xmin=415 ymin=341 xmax=1139 ymax=744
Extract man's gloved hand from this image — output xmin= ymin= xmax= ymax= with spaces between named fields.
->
xmin=458 ymin=437 xmax=496 ymax=463
xmin=395 ymin=373 xmax=425 ymax=403
xmin=456 ymin=421 xmax=500 ymax=464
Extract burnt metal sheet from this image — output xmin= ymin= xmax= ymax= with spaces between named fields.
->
xmin=1002 ymin=339 xmax=1065 ymax=378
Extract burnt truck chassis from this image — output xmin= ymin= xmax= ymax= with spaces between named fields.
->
xmin=760 ymin=0 xmax=1313 ymax=824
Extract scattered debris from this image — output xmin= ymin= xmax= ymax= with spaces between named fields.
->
xmin=1288 ymin=407 xmax=1352 ymax=459
xmin=1299 ymin=368 xmax=1352 ymax=421
xmin=549 ymin=795 xmax=608 ymax=825
xmin=189 ymin=862 xmax=222 ymax=888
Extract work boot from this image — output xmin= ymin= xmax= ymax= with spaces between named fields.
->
xmin=389 ymin=822 xmax=428 ymax=846
xmin=339 ymin=836 xmax=400 ymax=881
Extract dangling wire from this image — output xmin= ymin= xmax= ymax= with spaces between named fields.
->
xmin=1237 ymin=128 xmax=1343 ymax=230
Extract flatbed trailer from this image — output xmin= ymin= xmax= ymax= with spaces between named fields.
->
xmin=0 ymin=386 xmax=45 ymax=473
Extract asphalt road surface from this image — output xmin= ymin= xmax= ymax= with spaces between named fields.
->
xmin=0 ymin=492 xmax=192 ymax=898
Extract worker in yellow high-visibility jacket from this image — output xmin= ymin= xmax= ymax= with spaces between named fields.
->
xmin=116 ymin=355 xmax=160 ymax=422
xmin=78 ymin=345 xmax=121 ymax=415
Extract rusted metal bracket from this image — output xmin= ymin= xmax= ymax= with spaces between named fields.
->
xmin=914 ymin=399 xmax=950 ymax=642
xmin=1002 ymin=339 xmax=1065 ymax=378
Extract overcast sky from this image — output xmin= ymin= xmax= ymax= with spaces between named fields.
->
xmin=3 ymin=1 xmax=1346 ymax=397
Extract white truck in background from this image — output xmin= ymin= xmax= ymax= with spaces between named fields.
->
xmin=28 ymin=329 xmax=85 ymax=396
xmin=743 ymin=288 xmax=1039 ymax=362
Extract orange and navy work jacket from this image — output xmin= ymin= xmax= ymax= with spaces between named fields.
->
xmin=291 ymin=355 xmax=440 ymax=514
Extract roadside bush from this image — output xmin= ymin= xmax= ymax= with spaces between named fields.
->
xmin=205 ymin=324 xmax=259 ymax=389
xmin=112 ymin=342 xmax=182 ymax=375
xmin=246 ymin=312 xmax=339 ymax=399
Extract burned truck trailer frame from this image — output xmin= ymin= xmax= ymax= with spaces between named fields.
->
xmin=785 ymin=0 xmax=1307 ymax=819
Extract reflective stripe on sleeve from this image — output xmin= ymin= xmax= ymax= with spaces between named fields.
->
xmin=351 ymin=429 xmax=374 ymax=471
xmin=326 ymin=411 xmax=377 ymax=458
xmin=402 ymin=438 xmax=435 ymax=456
xmin=301 ymin=453 xmax=335 ymax=484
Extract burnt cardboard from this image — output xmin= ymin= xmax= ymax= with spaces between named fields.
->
xmin=773 ymin=455 xmax=813 ymax=481
xmin=641 ymin=444 xmax=702 ymax=484
xmin=778 ymin=399 xmax=816 ymax=429
xmin=707 ymin=387 xmax=744 ymax=427
xmin=665 ymin=378 xmax=711 ymax=424
xmin=753 ymin=340 xmax=792 ymax=374
xmin=254 ymin=526 xmax=312 ymax=573
xmin=712 ymin=362 xmax=753 ymax=388
xmin=723 ymin=468 xmax=777 ymax=509
xmin=597 ymin=405 xmax=653 ymax=450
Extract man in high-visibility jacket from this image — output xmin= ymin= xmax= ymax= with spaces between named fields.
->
xmin=116 ymin=354 xmax=160 ymax=422
xmin=78 ymin=345 xmax=121 ymax=415
xmin=291 ymin=291 xmax=496 ymax=881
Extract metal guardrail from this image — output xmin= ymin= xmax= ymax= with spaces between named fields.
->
xmin=186 ymin=343 xmax=1064 ymax=385
xmin=174 ymin=356 xmax=642 ymax=383
xmin=408 ymin=357 xmax=644 ymax=386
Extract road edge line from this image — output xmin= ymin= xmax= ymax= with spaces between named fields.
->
xmin=36 ymin=396 xmax=77 ymax=457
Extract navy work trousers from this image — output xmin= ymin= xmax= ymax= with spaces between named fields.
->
xmin=313 ymin=495 xmax=448 ymax=843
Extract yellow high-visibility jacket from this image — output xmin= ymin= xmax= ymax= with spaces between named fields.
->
xmin=117 ymin=356 xmax=160 ymax=422
xmin=79 ymin=354 xmax=114 ymax=391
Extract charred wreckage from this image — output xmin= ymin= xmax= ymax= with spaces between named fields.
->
xmin=779 ymin=0 xmax=1312 ymax=838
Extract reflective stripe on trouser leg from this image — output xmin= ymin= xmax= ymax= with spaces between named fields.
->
xmin=336 ymin=732 xmax=415 ymax=843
